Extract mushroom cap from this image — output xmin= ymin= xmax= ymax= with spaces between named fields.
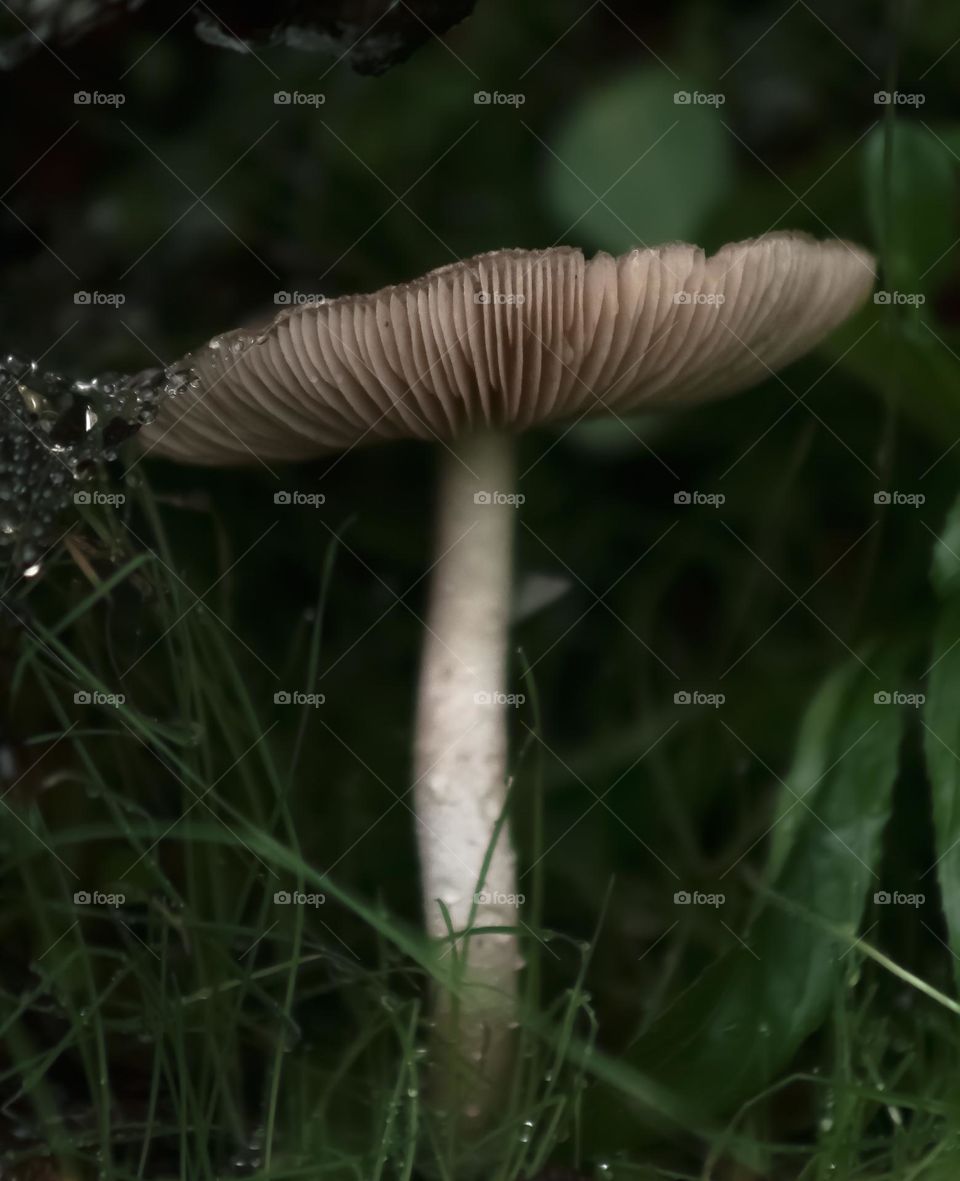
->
xmin=141 ymin=232 xmax=875 ymax=464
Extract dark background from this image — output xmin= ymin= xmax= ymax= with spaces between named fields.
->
xmin=2 ymin=1 xmax=960 ymax=1177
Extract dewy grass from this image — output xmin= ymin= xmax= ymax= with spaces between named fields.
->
xmin=5 ymin=473 xmax=960 ymax=1181
xmin=1 ymin=477 xmax=604 ymax=1179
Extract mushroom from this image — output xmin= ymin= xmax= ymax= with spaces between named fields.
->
xmin=139 ymin=232 xmax=874 ymax=1110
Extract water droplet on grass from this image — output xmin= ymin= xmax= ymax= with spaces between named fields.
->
xmin=0 ymin=354 xmax=192 ymax=577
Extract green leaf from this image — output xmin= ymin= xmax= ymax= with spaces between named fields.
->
xmin=924 ymin=492 xmax=960 ymax=988
xmin=927 ymin=122 xmax=960 ymax=161
xmin=587 ymin=651 xmax=905 ymax=1139
xmin=547 ymin=67 xmax=733 ymax=253
xmin=764 ymin=660 xmax=861 ymax=884
xmin=863 ymin=121 xmax=957 ymax=296
xmin=931 ymin=491 xmax=960 ymax=601
xmin=821 ymin=308 xmax=960 ymax=451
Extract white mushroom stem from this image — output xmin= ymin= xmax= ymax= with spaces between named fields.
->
xmin=413 ymin=429 xmax=519 ymax=1108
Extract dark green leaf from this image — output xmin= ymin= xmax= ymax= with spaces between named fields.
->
xmin=923 ymin=492 xmax=960 ymax=987
xmin=765 ymin=660 xmax=861 ymax=883
xmin=930 ymin=491 xmax=960 ymax=601
xmin=863 ymin=121 xmax=957 ymax=296
xmin=588 ymin=651 xmax=905 ymax=1137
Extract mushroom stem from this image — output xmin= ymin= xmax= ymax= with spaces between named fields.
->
xmin=414 ymin=429 xmax=519 ymax=1113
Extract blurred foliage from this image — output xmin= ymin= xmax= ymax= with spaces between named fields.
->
xmin=549 ymin=66 xmax=733 ymax=252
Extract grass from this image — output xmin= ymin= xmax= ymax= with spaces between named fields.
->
xmin=4 ymin=454 xmax=960 ymax=1181
xmin=4 ymin=2 xmax=960 ymax=1176
xmin=1 ymin=481 xmax=605 ymax=1180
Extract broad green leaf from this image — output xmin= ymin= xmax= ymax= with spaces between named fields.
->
xmin=765 ymin=660 xmax=861 ymax=884
xmin=924 ymin=492 xmax=960 ymax=987
xmin=822 ymin=309 xmax=960 ymax=452
xmin=925 ymin=628 xmax=960 ymax=987
xmin=931 ymin=491 xmax=960 ymax=601
xmin=586 ymin=652 xmax=905 ymax=1139
xmin=863 ymin=121 xmax=957 ymax=297
xmin=547 ymin=67 xmax=733 ymax=253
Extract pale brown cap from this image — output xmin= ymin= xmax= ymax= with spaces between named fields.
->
xmin=140 ymin=232 xmax=875 ymax=464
